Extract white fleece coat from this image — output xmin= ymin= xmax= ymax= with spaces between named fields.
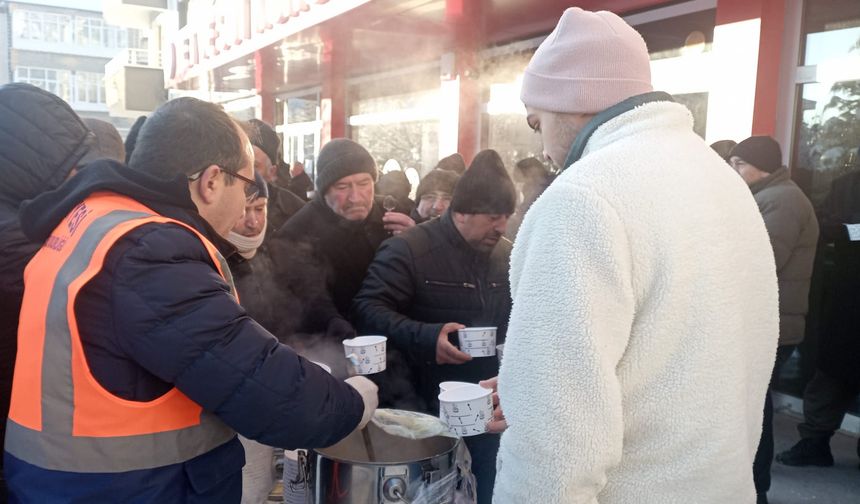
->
xmin=494 ymin=102 xmax=779 ymax=504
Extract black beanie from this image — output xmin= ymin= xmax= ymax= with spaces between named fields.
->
xmin=436 ymin=153 xmax=466 ymax=174
xmin=730 ymin=136 xmax=782 ymax=173
xmin=315 ymin=138 xmax=378 ymax=193
xmin=254 ymin=170 xmax=269 ymax=199
xmin=416 ymin=169 xmax=459 ymax=201
xmin=450 ymin=150 xmax=516 ymax=215
xmin=248 ymin=119 xmax=280 ymax=166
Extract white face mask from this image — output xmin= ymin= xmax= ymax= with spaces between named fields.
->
xmin=228 ymin=230 xmax=265 ymax=259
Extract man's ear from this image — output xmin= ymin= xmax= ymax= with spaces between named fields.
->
xmin=190 ymin=165 xmax=222 ymax=205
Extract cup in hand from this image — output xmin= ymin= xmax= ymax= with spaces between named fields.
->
xmin=457 ymin=327 xmax=497 ymax=358
xmin=343 ymin=336 xmax=387 ymax=375
xmin=438 ymin=384 xmax=493 ymax=437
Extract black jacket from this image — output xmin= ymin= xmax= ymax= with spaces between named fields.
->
xmin=266 ymin=183 xmax=305 ymax=236
xmin=351 ymin=211 xmax=512 ymax=411
xmin=286 ymin=172 xmax=313 ymax=201
xmin=228 ymin=246 xmax=281 ymax=334
xmin=0 ymin=83 xmax=92 ymax=494
xmin=268 ymin=196 xmax=404 ymax=337
xmin=812 ymin=171 xmax=860 ymax=386
xmin=12 ymin=161 xmax=363 ymax=499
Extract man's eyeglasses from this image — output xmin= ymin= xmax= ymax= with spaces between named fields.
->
xmin=189 ymin=167 xmax=260 ymax=203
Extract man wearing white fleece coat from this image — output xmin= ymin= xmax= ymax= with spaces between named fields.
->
xmin=493 ymin=8 xmax=779 ymax=504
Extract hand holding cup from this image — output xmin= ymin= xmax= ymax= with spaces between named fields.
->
xmin=436 ymin=323 xmax=471 ymax=365
xmin=479 ymin=376 xmax=508 ymax=433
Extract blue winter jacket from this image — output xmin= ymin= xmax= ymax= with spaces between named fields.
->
xmin=5 ymin=161 xmax=364 ymax=503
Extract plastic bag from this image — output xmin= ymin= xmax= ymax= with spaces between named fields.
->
xmin=370 ymin=409 xmax=476 ymax=504
xmin=371 ymin=408 xmax=457 ymax=440
xmin=407 ymin=441 xmax=477 ymax=504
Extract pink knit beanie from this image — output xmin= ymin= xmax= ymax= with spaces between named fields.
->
xmin=520 ymin=7 xmax=653 ymax=114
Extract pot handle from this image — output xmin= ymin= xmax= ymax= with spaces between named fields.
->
xmin=391 ymin=486 xmax=412 ymax=504
xmin=383 ymin=477 xmax=412 ymax=504
xmin=289 ymin=449 xmax=312 ymax=495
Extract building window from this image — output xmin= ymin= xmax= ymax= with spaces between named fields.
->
xmin=14 ymin=67 xmax=105 ymax=105
xmin=13 ymin=10 xmax=73 ymax=43
xmin=14 ymin=66 xmax=72 ymax=102
xmin=75 ymin=72 xmax=105 ymax=104
xmin=12 ymin=9 xmax=145 ymax=50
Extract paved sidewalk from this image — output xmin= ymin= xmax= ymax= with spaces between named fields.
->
xmin=769 ymin=411 xmax=860 ymax=503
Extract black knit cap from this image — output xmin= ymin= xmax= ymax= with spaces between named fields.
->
xmin=416 ymin=169 xmax=459 ymax=201
xmin=248 ymin=119 xmax=280 ymax=166
xmin=730 ymin=136 xmax=782 ymax=173
xmin=315 ymin=138 xmax=378 ymax=193
xmin=450 ymin=149 xmax=516 ymax=215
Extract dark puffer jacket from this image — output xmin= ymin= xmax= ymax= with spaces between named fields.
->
xmin=266 ymin=183 xmax=305 ymax=236
xmin=268 ymin=196 xmax=395 ymax=336
xmin=749 ymin=167 xmax=819 ymax=346
xmin=351 ymin=211 xmax=512 ymax=412
xmin=6 ymin=161 xmax=363 ymax=503
xmin=228 ymin=246 xmax=280 ymax=334
xmin=0 ymin=83 xmax=92 ymax=499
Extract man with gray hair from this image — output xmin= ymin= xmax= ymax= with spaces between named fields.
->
xmin=491 ymin=7 xmax=779 ymax=503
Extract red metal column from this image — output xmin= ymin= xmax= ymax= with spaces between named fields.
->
xmin=254 ymin=48 xmax=276 ymax=124
xmin=715 ymin=0 xmax=787 ymax=137
xmin=320 ymin=27 xmax=347 ymax=146
xmin=447 ymin=0 xmax=482 ymax=165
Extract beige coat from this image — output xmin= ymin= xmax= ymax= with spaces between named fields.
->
xmin=750 ymin=167 xmax=819 ymax=346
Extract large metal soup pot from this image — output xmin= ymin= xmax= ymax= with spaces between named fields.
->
xmin=304 ymin=420 xmax=461 ymax=504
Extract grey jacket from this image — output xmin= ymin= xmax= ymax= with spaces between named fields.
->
xmin=750 ymin=167 xmax=819 ymax=346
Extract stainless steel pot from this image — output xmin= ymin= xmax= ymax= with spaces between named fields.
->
xmin=294 ymin=421 xmax=461 ymax=504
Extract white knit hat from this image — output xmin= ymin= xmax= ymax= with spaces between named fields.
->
xmin=520 ymin=7 xmax=653 ymax=114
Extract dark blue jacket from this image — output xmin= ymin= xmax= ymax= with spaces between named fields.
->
xmin=5 ymin=161 xmax=364 ymax=503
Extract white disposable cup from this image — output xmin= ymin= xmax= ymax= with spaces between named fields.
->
xmin=438 ymin=384 xmax=493 ymax=437
xmin=439 ymin=381 xmax=474 ymax=393
xmin=310 ymin=361 xmax=332 ymax=374
xmin=342 ymin=335 xmax=387 ymax=375
xmin=457 ymin=327 xmax=497 ymax=358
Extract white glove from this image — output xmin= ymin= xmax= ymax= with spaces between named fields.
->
xmin=344 ymin=376 xmax=379 ymax=430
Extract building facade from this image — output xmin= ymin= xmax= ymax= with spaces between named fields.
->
xmin=0 ymin=0 xmax=153 ymax=132
xmin=70 ymin=0 xmax=860 ymax=429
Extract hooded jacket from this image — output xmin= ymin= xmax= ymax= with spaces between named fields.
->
xmin=0 ymin=83 xmax=92 ymax=497
xmin=5 ymin=161 xmax=363 ymax=503
xmin=749 ymin=167 xmax=819 ymax=346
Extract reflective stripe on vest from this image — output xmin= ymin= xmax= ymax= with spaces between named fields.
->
xmin=6 ymin=193 xmax=235 ymax=473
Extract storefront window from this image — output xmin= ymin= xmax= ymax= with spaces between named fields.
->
xmin=480 ymin=7 xmax=718 ymax=171
xmin=276 ymin=92 xmax=321 ymax=180
xmin=637 ymin=8 xmax=716 ymax=140
xmin=352 ymin=121 xmax=439 ymax=178
xmin=348 ymin=68 xmax=441 ymax=175
xmin=779 ymin=0 xmax=860 ymax=415
xmin=481 ymin=52 xmax=543 ymax=171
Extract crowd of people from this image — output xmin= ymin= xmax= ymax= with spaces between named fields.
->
xmin=0 ymin=6 xmax=856 ymax=504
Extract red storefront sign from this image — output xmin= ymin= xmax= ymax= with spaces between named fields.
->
xmin=167 ymin=0 xmax=368 ymax=85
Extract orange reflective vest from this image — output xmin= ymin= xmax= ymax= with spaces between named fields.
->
xmin=5 ymin=192 xmax=235 ymax=473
